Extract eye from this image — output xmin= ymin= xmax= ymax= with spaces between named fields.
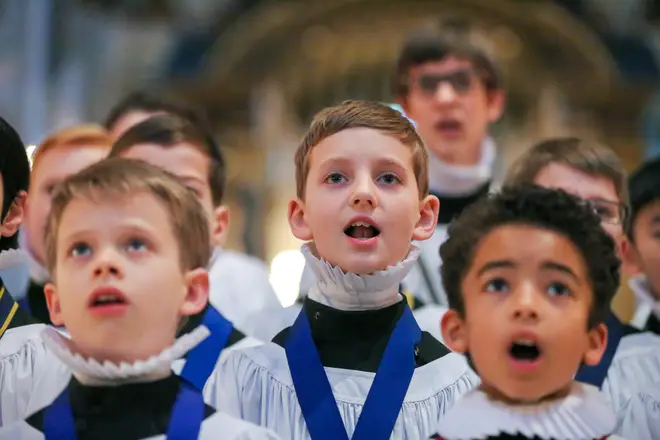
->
xmin=70 ymin=242 xmax=91 ymax=258
xmin=126 ymin=238 xmax=148 ymax=252
xmin=547 ymin=282 xmax=571 ymax=297
xmin=324 ymin=172 xmax=346 ymax=184
xmin=484 ymin=277 xmax=509 ymax=294
xmin=377 ymin=172 xmax=401 ymax=185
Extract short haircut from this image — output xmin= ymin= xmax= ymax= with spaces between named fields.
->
xmin=295 ymin=100 xmax=429 ymax=199
xmin=32 ymin=124 xmax=112 ymax=179
xmin=393 ymin=28 xmax=501 ymax=98
xmin=44 ymin=158 xmax=211 ymax=276
xmin=440 ymin=184 xmax=620 ymax=329
xmin=0 ymin=116 xmax=29 ymax=250
xmin=505 ymin=137 xmax=629 ymax=206
xmin=103 ymin=91 xmax=207 ymax=131
xmin=109 ymin=114 xmax=226 ymax=206
xmin=627 ymin=158 xmax=660 ymax=241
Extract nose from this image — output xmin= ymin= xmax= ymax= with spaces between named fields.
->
xmin=92 ymin=247 xmax=123 ymax=279
xmin=350 ymin=175 xmax=378 ymax=209
xmin=435 ymin=82 xmax=458 ymax=104
xmin=511 ymin=284 xmax=540 ymax=323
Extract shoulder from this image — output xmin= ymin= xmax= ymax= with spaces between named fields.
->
xmin=199 ymin=411 xmax=282 ymax=440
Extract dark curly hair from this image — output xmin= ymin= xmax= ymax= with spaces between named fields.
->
xmin=440 ymin=184 xmax=620 ymax=328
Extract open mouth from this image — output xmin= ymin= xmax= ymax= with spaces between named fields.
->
xmin=509 ymin=339 xmax=541 ymax=362
xmin=344 ymin=222 xmax=381 ymax=240
xmin=88 ymin=287 xmax=128 ymax=309
xmin=91 ymin=294 xmax=126 ymax=307
xmin=435 ymin=119 xmax=462 ymax=135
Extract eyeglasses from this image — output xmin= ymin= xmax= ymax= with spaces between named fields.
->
xmin=584 ymin=198 xmax=629 ymax=227
xmin=412 ymin=69 xmax=479 ymax=97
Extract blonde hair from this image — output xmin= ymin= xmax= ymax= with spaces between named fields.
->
xmin=295 ymin=100 xmax=429 ymax=199
xmin=44 ymin=158 xmax=210 ymax=275
xmin=505 ymin=137 xmax=629 ymax=205
xmin=32 ymin=124 xmax=112 ymax=178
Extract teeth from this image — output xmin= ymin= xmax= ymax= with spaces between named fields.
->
xmin=96 ymin=294 xmax=120 ymax=302
xmin=515 ymin=339 xmax=536 ymax=346
xmin=350 ymin=222 xmax=372 ymax=228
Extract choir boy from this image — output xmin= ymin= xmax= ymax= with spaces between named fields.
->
xmin=206 ymin=100 xmax=476 ymax=440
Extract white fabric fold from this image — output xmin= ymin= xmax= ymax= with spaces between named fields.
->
xmin=428 ymin=137 xmax=496 ymax=196
xmin=301 ymin=243 xmax=419 ymax=311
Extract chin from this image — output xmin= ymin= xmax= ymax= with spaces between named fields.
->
xmin=338 ymin=258 xmax=390 ymax=275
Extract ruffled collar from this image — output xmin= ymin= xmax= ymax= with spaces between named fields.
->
xmin=301 ymin=243 xmax=419 ymax=311
xmin=18 ymin=227 xmax=50 ymax=284
xmin=41 ymin=325 xmax=210 ymax=386
xmin=428 ymin=136 xmax=496 ymax=196
xmin=629 ymin=274 xmax=660 ymax=328
xmin=435 ymin=382 xmax=615 ymax=440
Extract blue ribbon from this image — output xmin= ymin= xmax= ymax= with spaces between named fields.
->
xmin=44 ymin=380 xmax=205 ymax=440
xmin=180 ymin=306 xmax=233 ymax=391
xmin=286 ymin=304 xmax=421 ymax=440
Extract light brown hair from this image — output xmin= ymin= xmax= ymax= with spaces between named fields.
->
xmin=44 ymin=158 xmax=211 ymax=276
xmin=32 ymin=124 xmax=112 ymax=179
xmin=504 ymin=137 xmax=629 ymax=205
xmin=295 ymin=100 xmax=429 ymax=199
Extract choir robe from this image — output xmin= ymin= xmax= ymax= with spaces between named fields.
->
xmin=0 ymin=306 xmax=259 ymax=426
xmin=616 ymin=388 xmax=660 ymax=439
xmin=429 ymin=382 xmax=625 ymax=440
xmin=0 ymin=327 xmax=280 ymax=440
xmin=205 ymin=298 xmax=477 ymax=439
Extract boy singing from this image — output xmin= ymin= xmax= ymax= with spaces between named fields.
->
xmin=206 ymin=100 xmax=476 ymax=439
xmin=0 ymin=158 xmax=281 ymax=439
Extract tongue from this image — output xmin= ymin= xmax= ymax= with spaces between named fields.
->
xmin=352 ymin=225 xmax=375 ymax=239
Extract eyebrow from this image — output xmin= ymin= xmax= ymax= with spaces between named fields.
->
xmin=476 ymin=259 xmax=581 ymax=283
xmin=61 ymin=222 xmax=157 ymax=246
xmin=317 ymin=156 xmax=408 ymax=172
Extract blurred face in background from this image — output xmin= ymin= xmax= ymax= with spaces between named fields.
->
xmin=399 ymin=56 xmax=504 ymax=166
xmin=26 ymin=145 xmax=109 ymax=264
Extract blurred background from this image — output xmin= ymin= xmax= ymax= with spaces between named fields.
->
xmin=4 ymin=0 xmax=660 ymax=309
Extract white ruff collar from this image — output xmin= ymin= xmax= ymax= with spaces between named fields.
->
xmin=0 ymin=248 xmax=31 ymax=297
xmin=301 ymin=243 xmax=419 ymax=311
xmin=428 ymin=137 xmax=495 ymax=196
xmin=41 ymin=325 xmax=210 ymax=386
xmin=18 ymin=227 xmax=50 ymax=284
xmin=629 ymin=274 xmax=660 ymax=328
xmin=435 ymin=382 xmax=615 ymax=439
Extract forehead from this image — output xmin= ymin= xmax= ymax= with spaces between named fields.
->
xmin=407 ymin=56 xmax=476 ymax=77
xmin=33 ymin=146 xmax=108 ymax=187
xmin=533 ymin=162 xmax=619 ymax=203
xmin=58 ymin=192 xmax=172 ymax=241
xmin=471 ymin=224 xmax=587 ymax=275
xmin=119 ymin=142 xmax=209 ymax=185
xmin=308 ymin=127 xmax=413 ymax=170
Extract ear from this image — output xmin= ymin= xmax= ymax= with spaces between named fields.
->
xmin=412 ymin=194 xmax=439 ymax=241
xmin=583 ymin=322 xmax=608 ymax=366
xmin=441 ymin=309 xmax=468 ymax=353
xmin=288 ymin=198 xmax=313 ymax=241
xmin=44 ymin=282 xmax=65 ymax=327
xmin=0 ymin=191 xmax=27 ymax=237
xmin=210 ymin=205 xmax=230 ymax=247
xmin=621 ymin=238 xmax=642 ymax=276
xmin=180 ymin=268 xmax=209 ymax=316
xmin=486 ymin=89 xmax=506 ymax=123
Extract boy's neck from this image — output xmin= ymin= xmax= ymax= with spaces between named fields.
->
xmin=428 ymin=136 xmax=495 ymax=196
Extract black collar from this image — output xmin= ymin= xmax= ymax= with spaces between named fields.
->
xmin=273 ymin=297 xmax=450 ymax=372
xmin=26 ymin=375 xmax=214 ymax=440
xmin=431 ymin=181 xmax=490 ymax=225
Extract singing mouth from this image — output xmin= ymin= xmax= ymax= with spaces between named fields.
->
xmin=509 ymin=339 xmax=541 ymax=362
xmin=344 ymin=221 xmax=381 ymax=240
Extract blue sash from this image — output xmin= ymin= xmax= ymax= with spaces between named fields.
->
xmin=180 ymin=306 xmax=233 ymax=390
xmin=285 ymin=304 xmax=421 ymax=440
xmin=43 ymin=380 xmax=205 ymax=440
xmin=575 ymin=312 xmax=624 ymax=388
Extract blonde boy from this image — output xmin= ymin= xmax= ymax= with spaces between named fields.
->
xmin=206 ymin=100 xmax=476 ymax=440
xmin=0 ymin=158 xmax=280 ymax=439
